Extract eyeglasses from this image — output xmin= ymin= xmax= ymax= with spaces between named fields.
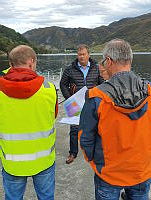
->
xmin=101 ymin=57 xmax=107 ymax=67
xmin=101 ymin=57 xmax=113 ymax=67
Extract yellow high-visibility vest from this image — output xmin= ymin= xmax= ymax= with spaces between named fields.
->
xmin=0 ymin=81 xmax=57 ymax=176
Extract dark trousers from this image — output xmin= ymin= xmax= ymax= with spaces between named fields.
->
xmin=69 ymin=125 xmax=79 ymax=157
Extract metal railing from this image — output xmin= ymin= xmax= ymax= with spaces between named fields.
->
xmin=39 ymin=68 xmax=63 ymax=90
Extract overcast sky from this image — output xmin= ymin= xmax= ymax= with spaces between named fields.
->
xmin=0 ymin=0 xmax=151 ymax=33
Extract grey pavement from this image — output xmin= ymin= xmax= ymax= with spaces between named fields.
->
xmin=0 ymin=94 xmax=151 ymax=199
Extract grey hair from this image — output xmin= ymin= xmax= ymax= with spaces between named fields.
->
xmin=77 ymin=44 xmax=89 ymax=54
xmin=102 ymin=39 xmax=133 ymax=64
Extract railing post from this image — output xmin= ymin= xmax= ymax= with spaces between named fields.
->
xmin=47 ymin=71 xmax=50 ymax=81
xmin=59 ymin=68 xmax=63 ymax=80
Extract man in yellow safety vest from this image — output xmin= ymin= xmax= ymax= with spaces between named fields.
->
xmin=0 ymin=45 xmax=58 ymax=200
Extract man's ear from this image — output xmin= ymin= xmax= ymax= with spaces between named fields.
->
xmin=31 ymin=59 xmax=37 ymax=71
xmin=107 ymin=57 xmax=113 ymax=66
xmin=27 ymin=59 xmax=36 ymax=71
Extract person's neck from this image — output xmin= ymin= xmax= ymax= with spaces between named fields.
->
xmin=78 ymin=61 xmax=89 ymax=68
xmin=82 ymin=65 xmax=87 ymax=69
xmin=12 ymin=65 xmax=35 ymax=71
xmin=110 ymin=64 xmax=131 ymax=78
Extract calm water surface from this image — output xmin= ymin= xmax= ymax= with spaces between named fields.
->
xmin=0 ymin=53 xmax=151 ymax=81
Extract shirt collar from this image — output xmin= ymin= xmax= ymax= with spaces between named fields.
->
xmin=78 ymin=61 xmax=90 ymax=68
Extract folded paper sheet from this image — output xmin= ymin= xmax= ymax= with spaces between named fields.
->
xmin=59 ymin=86 xmax=87 ymax=125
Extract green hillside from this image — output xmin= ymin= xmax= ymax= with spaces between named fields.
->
xmin=0 ymin=25 xmax=51 ymax=55
xmin=101 ymin=13 xmax=151 ymax=51
xmin=23 ymin=13 xmax=151 ymax=52
xmin=0 ymin=25 xmax=30 ymax=54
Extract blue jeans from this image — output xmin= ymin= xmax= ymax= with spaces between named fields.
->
xmin=94 ymin=174 xmax=150 ymax=200
xmin=2 ymin=163 xmax=55 ymax=200
xmin=69 ymin=125 xmax=79 ymax=157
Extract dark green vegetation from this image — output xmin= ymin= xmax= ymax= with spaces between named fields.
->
xmin=0 ymin=25 xmax=51 ymax=55
xmin=23 ymin=13 xmax=151 ymax=52
xmin=0 ymin=24 xmax=30 ymax=54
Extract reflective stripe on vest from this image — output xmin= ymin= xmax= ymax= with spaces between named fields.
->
xmin=0 ymin=126 xmax=55 ymax=141
xmin=3 ymin=144 xmax=55 ymax=161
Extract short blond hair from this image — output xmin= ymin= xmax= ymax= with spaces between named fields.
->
xmin=9 ymin=45 xmax=37 ymax=66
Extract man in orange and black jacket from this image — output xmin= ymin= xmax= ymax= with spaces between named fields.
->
xmin=60 ymin=44 xmax=104 ymax=164
xmin=79 ymin=39 xmax=151 ymax=200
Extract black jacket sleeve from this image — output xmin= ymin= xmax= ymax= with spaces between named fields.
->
xmin=96 ymin=63 xmax=104 ymax=85
xmin=60 ymin=67 xmax=71 ymax=99
xmin=98 ymin=75 xmax=104 ymax=85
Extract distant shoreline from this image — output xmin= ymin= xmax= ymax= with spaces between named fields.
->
xmin=37 ymin=52 xmax=151 ymax=56
xmin=1 ymin=52 xmax=151 ymax=57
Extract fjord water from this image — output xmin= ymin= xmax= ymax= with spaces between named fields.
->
xmin=38 ymin=53 xmax=151 ymax=81
xmin=0 ymin=53 xmax=151 ymax=81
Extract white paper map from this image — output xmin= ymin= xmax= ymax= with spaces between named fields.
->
xmin=59 ymin=116 xmax=80 ymax=125
xmin=59 ymin=86 xmax=87 ymax=125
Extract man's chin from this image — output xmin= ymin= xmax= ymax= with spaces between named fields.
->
xmin=79 ymin=61 xmax=86 ymax=66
